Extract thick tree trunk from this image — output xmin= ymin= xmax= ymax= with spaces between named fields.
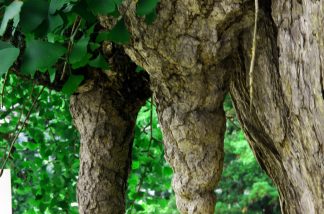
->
xmin=69 ymin=48 xmax=150 ymax=213
xmin=230 ymin=1 xmax=324 ymax=213
xmin=115 ymin=0 xmax=323 ymax=213
xmin=120 ymin=1 xmax=255 ymax=213
xmin=151 ymin=64 xmax=228 ymax=213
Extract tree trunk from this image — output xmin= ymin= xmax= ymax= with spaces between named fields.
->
xmin=117 ymin=0 xmax=323 ymax=213
xmin=121 ymin=1 xmax=255 ymax=213
xmin=69 ymin=47 xmax=150 ymax=213
xmin=230 ymin=1 xmax=324 ymax=213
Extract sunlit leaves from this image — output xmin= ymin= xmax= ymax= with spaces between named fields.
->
xmin=20 ymin=0 xmax=49 ymax=33
xmin=0 ymin=41 xmax=19 ymax=76
xmin=97 ymin=19 xmax=130 ymax=44
xmin=0 ymin=1 xmax=23 ymax=36
xmin=21 ymin=40 xmax=66 ymax=76
xmin=136 ymin=0 xmax=159 ymax=16
xmin=61 ymin=74 xmax=84 ymax=95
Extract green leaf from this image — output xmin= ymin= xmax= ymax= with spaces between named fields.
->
xmin=61 ymin=74 xmax=84 ymax=95
xmin=89 ymin=42 xmax=101 ymax=51
xmin=86 ymin=0 xmax=115 ymax=15
xmin=113 ymin=0 xmax=123 ymax=5
xmin=135 ymin=66 xmax=144 ymax=73
xmin=48 ymin=14 xmax=64 ymax=32
xmin=72 ymin=1 xmax=97 ymax=24
xmin=88 ymin=54 xmax=109 ymax=69
xmin=21 ymin=40 xmax=66 ymax=76
xmin=0 ymin=1 xmax=23 ymax=36
xmin=69 ymin=36 xmax=90 ymax=64
xmin=132 ymin=161 xmax=140 ymax=170
xmin=0 ymin=41 xmax=20 ymax=76
xmin=71 ymin=53 xmax=91 ymax=69
xmin=96 ymin=19 xmax=130 ymax=44
xmin=49 ymin=0 xmax=68 ymax=14
xmin=145 ymin=9 xmax=157 ymax=24
xmin=48 ymin=67 xmax=56 ymax=83
xmin=20 ymin=0 xmax=49 ymax=33
xmin=136 ymin=0 xmax=159 ymax=16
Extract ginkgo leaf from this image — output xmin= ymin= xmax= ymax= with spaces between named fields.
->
xmin=0 ymin=1 xmax=23 ymax=36
xmin=21 ymin=40 xmax=66 ymax=76
xmin=20 ymin=0 xmax=49 ymax=33
xmin=96 ymin=19 xmax=130 ymax=44
xmin=136 ymin=0 xmax=159 ymax=16
xmin=89 ymin=54 xmax=109 ymax=69
xmin=0 ymin=41 xmax=20 ymax=76
xmin=61 ymin=74 xmax=84 ymax=95
xmin=69 ymin=36 xmax=90 ymax=64
xmin=86 ymin=0 xmax=115 ymax=15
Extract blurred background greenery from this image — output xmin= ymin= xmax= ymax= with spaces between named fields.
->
xmin=0 ymin=75 xmax=280 ymax=213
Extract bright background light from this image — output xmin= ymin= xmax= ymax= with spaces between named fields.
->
xmin=0 ymin=169 xmax=12 ymax=214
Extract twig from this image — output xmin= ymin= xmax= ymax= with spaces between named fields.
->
xmin=249 ymin=0 xmax=259 ymax=111
xmin=60 ymin=16 xmax=81 ymax=80
xmin=0 ymin=86 xmax=45 ymax=177
xmin=145 ymin=96 xmax=154 ymax=152
xmin=1 ymin=70 xmax=10 ymax=108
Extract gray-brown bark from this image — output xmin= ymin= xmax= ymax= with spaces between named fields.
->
xmin=229 ymin=1 xmax=324 ymax=213
xmin=119 ymin=0 xmax=324 ymax=213
xmin=119 ymin=1 xmax=256 ymax=213
xmin=69 ymin=48 xmax=150 ymax=213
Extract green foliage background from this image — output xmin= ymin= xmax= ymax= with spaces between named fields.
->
xmin=0 ymin=76 xmax=279 ymax=213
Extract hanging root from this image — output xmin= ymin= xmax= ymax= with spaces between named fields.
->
xmin=249 ymin=0 xmax=259 ymax=111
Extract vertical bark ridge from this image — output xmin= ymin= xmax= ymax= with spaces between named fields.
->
xmin=230 ymin=5 xmax=324 ymax=213
xmin=69 ymin=48 xmax=151 ymax=214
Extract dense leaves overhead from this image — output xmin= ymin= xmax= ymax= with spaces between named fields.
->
xmin=0 ymin=0 xmax=159 ymax=94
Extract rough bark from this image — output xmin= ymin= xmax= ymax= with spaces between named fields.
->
xmin=230 ymin=1 xmax=324 ymax=213
xmin=69 ymin=47 xmax=150 ymax=214
xmin=116 ymin=1 xmax=255 ymax=213
xmin=100 ymin=0 xmax=324 ymax=213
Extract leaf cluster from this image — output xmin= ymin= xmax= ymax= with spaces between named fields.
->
xmin=0 ymin=0 xmax=159 ymax=95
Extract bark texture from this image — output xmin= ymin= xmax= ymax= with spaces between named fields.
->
xmin=116 ymin=1 xmax=255 ymax=213
xmin=99 ymin=0 xmax=323 ymax=213
xmin=69 ymin=47 xmax=150 ymax=213
xmin=229 ymin=1 xmax=324 ymax=213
